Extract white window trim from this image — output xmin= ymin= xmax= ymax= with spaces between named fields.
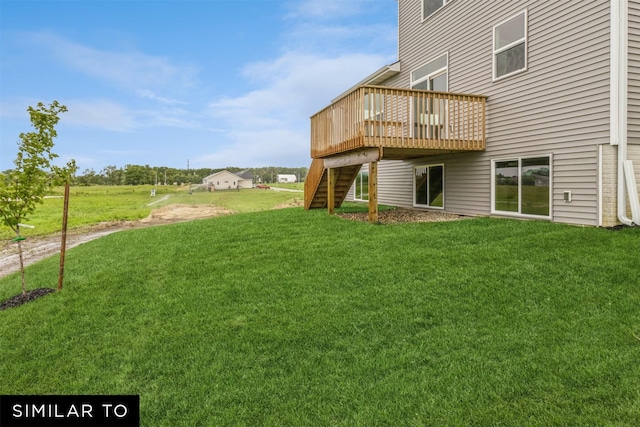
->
xmin=354 ymin=170 xmax=369 ymax=202
xmin=413 ymin=163 xmax=445 ymax=209
xmin=410 ymin=53 xmax=448 ymax=138
xmin=492 ymin=9 xmax=528 ymax=81
xmin=490 ymin=154 xmax=553 ymax=220
xmin=421 ymin=0 xmax=451 ymax=22
xmin=410 ymin=52 xmax=449 ymax=89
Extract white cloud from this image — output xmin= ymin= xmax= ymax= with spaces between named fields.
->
xmin=0 ymin=97 xmax=42 ymax=118
xmin=61 ymin=99 xmax=199 ymax=131
xmin=136 ymin=89 xmax=188 ymax=106
xmin=26 ymin=32 xmax=198 ymax=95
xmin=193 ymin=128 xmax=308 ymax=169
xmin=196 ymin=0 xmax=398 ymax=168
xmin=139 ymin=108 xmax=199 ymax=129
xmin=63 ymin=99 xmax=137 ymax=131
xmin=285 ymin=0 xmax=366 ymax=19
xmin=2 ymin=2 xmax=399 ymax=171
xmin=211 ymin=51 xmax=391 ymax=120
xmin=198 ymin=51 xmax=391 ymax=167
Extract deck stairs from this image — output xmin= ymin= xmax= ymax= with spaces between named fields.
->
xmin=304 ymin=159 xmax=361 ymax=210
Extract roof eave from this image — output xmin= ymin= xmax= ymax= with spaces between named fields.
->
xmin=331 ymin=61 xmax=401 ymax=103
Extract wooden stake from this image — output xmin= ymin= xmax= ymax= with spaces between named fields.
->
xmin=17 ymin=233 xmax=26 ymax=297
xmin=58 ymin=181 xmax=70 ymax=291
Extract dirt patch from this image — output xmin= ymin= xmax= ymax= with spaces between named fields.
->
xmin=338 ymin=208 xmax=469 ymax=224
xmin=139 ymin=203 xmax=235 ymax=223
xmin=272 ymin=199 xmax=304 ymax=209
xmin=0 ymin=204 xmax=235 ymax=281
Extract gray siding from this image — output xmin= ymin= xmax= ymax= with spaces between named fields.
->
xmin=369 ymin=0 xmax=612 ymax=226
xmin=377 ymin=161 xmax=413 ymax=207
xmin=630 ymin=146 xmax=640 ymax=192
xmin=600 ymin=144 xmax=640 ymax=226
xmin=630 ymin=0 xmax=640 ymax=143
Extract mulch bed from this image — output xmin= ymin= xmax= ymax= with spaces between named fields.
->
xmin=338 ymin=208 xmax=469 ymax=224
xmin=0 ymin=288 xmax=56 ymax=311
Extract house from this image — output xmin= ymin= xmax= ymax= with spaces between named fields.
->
xmin=304 ymin=0 xmax=640 ymax=227
xmin=277 ymin=174 xmax=298 ymax=183
xmin=203 ymin=170 xmax=253 ymax=190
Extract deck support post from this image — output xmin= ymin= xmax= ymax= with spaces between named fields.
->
xmin=327 ymin=167 xmax=335 ymax=215
xmin=368 ymin=161 xmax=378 ymax=223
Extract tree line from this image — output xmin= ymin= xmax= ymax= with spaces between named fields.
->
xmin=70 ymin=165 xmax=308 ymax=186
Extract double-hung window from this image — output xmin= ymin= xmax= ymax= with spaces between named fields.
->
xmin=422 ymin=0 xmax=449 ymax=21
xmin=492 ymin=156 xmax=551 ymax=218
xmin=493 ymin=10 xmax=527 ymax=80
xmin=414 ymin=164 xmax=444 ymax=208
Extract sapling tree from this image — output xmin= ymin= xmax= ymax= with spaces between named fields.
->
xmin=0 ymin=101 xmax=76 ymax=297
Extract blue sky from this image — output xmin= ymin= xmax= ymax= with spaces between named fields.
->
xmin=0 ymin=0 xmax=398 ymax=173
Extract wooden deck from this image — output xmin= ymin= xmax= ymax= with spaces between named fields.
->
xmin=311 ymin=85 xmax=486 ymax=160
xmin=306 ymin=85 xmax=487 ymax=221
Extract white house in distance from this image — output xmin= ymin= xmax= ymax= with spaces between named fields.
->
xmin=277 ymin=174 xmax=297 ymax=183
xmin=203 ymin=170 xmax=253 ymax=190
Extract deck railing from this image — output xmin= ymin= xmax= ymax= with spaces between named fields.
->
xmin=311 ymin=85 xmax=486 ymax=159
xmin=304 ymin=159 xmax=325 ymax=209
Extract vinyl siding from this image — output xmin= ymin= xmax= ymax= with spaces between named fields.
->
xmin=600 ymin=144 xmax=640 ymax=226
xmin=630 ymin=0 xmax=640 ymax=143
xmin=378 ymin=161 xmax=414 ymax=207
xmin=370 ymin=0 xmax=612 ymax=226
xmin=601 ymin=144 xmax=618 ymax=227
xmin=630 ymin=145 xmax=640 ymax=195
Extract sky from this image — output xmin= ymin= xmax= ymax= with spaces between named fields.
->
xmin=0 ymin=0 xmax=398 ymax=173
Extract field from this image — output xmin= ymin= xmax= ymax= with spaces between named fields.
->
xmin=0 ymin=185 xmax=303 ymax=239
xmin=1 ymin=191 xmax=639 ymax=425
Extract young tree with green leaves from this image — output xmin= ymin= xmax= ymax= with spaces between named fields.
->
xmin=0 ymin=101 xmax=76 ymax=297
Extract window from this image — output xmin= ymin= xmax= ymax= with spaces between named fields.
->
xmin=411 ymin=53 xmax=448 ymax=90
xmin=493 ymin=10 xmax=527 ymax=80
xmin=411 ymin=53 xmax=448 ymax=139
xmin=492 ymin=156 xmax=551 ymax=217
xmin=364 ymin=92 xmax=384 ymax=120
xmin=354 ymin=171 xmax=369 ymax=201
xmin=414 ymin=164 xmax=444 ymax=208
xmin=422 ymin=0 xmax=449 ymax=21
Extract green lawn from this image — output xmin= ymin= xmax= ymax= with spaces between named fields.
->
xmin=269 ymin=181 xmax=304 ymax=191
xmin=1 ymin=209 xmax=639 ymax=425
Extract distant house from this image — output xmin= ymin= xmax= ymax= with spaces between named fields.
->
xmin=203 ymin=170 xmax=253 ymax=190
xmin=277 ymin=174 xmax=297 ymax=183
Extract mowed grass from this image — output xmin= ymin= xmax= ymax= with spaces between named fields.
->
xmin=1 ymin=209 xmax=639 ymax=425
xmin=0 ymin=185 xmax=303 ymax=239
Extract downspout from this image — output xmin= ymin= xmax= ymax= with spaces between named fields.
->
xmin=612 ymin=0 xmax=640 ymax=225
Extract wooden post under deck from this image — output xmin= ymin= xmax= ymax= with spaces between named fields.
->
xmin=327 ymin=168 xmax=335 ymax=215
xmin=368 ymin=161 xmax=378 ymax=223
